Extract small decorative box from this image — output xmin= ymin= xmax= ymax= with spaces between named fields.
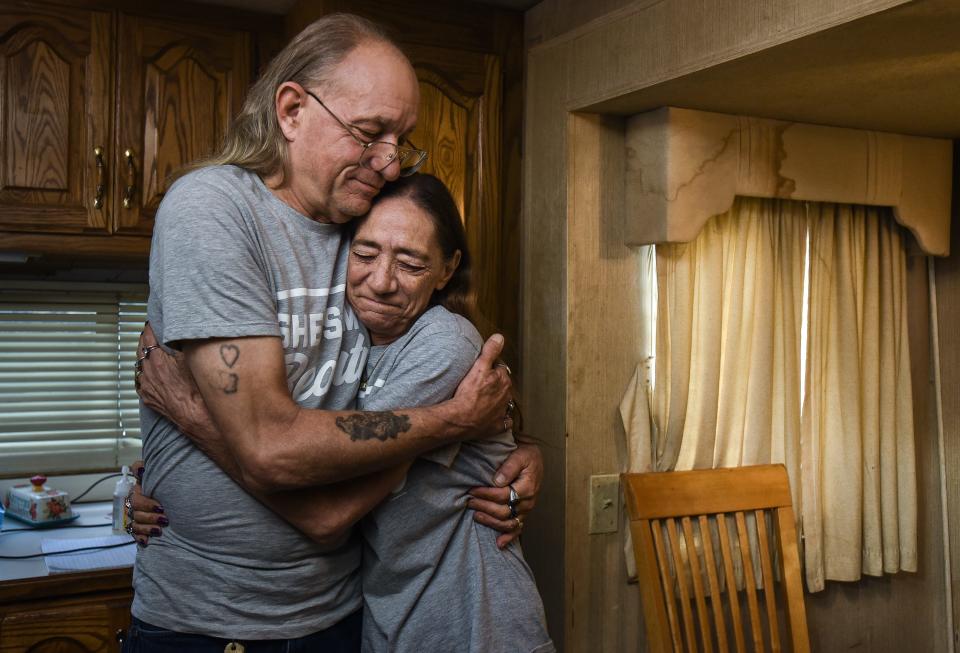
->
xmin=4 ymin=475 xmax=75 ymax=526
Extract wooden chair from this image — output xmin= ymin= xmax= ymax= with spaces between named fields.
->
xmin=622 ymin=465 xmax=809 ymax=653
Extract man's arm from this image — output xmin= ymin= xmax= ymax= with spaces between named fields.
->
xmin=259 ymin=466 xmax=410 ymax=549
xmin=128 ymin=458 xmax=407 ymax=550
xmin=170 ymin=395 xmax=408 ymax=548
xmin=165 ymin=332 xmax=509 ymax=494
xmin=137 ymin=323 xmax=539 ymax=544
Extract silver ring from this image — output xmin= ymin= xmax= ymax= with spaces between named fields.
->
xmin=125 ymin=522 xmax=135 ymax=536
xmin=141 ymin=344 xmax=161 ymax=358
xmin=506 ymin=400 xmax=516 ymax=416
xmin=495 ymin=362 xmax=512 ymax=376
xmin=134 ymin=357 xmax=145 ymax=372
xmin=503 ymin=417 xmax=510 ymax=432
xmin=508 ymin=484 xmax=520 ymax=519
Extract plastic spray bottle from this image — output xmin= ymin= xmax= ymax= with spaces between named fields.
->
xmin=112 ymin=465 xmax=135 ymax=535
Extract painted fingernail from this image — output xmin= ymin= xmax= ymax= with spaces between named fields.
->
xmin=157 ymin=516 xmax=169 ymax=526
xmin=153 ymin=505 xmax=165 ymax=514
xmin=136 ymin=466 xmax=145 ymax=481
xmin=136 ymin=538 xmax=148 ymax=549
xmin=150 ymin=527 xmax=163 ymax=537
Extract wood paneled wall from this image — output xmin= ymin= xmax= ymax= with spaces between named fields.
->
xmin=564 ymin=113 xmax=646 ymax=651
xmin=935 ymin=143 xmax=960 ymax=651
xmin=521 ymin=0 xmax=948 ymax=650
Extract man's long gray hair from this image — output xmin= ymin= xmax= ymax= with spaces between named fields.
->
xmin=196 ymin=13 xmax=398 ymax=181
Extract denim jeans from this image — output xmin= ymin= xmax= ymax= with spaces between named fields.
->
xmin=121 ymin=611 xmax=362 ymax=653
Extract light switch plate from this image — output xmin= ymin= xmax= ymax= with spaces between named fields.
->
xmin=589 ymin=474 xmax=621 ymax=534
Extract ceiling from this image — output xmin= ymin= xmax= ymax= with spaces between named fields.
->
xmin=190 ymin=0 xmax=540 ymax=14
xmin=588 ymin=0 xmax=960 ymax=139
xmin=191 ymin=0 xmax=960 ymax=139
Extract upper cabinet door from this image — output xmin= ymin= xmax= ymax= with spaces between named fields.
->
xmin=405 ymin=45 xmax=503 ymax=332
xmin=0 ymin=6 xmax=111 ymax=233
xmin=113 ymin=15 xmax=250 ymax=235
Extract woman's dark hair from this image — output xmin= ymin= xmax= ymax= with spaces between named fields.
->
xmin=364 ymin=173 xmax=475 ymax=320
xmin=362 ymin=174 xmax=540 ymax=444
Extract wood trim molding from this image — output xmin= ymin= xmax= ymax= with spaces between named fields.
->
xmin=0 ymin=568 xmax=131 ymax=605
xmin=0 ymin=232 xmax=150 ymax=264
xmin=624 ymin=107 xmax=953 ymax=256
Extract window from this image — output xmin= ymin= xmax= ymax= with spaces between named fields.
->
xmin=635 ymin=197 xmax=917 ymax=589
xmin=0 ymin=282 xmax=147 ymax=476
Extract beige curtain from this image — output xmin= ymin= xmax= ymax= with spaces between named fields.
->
xmin=621 ymin=197 xmax=919 ymax=591
xmin=801 ymin=203 xmax=917 ymax=591
xmin=621 ymin=196 xmax=806 ymax=584
xmin=646 ymin=197 xmax=806 ymax=493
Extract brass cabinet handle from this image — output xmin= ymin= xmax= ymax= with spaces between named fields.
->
xmin=123 ymin=149 xmax=136 ymax=209
xmin=93 ymin=146 xmax=106 ymax=209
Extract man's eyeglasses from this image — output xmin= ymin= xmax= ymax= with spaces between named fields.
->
xmin=305 ymin=90 xmax=427 ymax=177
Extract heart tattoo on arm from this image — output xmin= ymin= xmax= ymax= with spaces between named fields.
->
xmin=218 ymin=344 xmax=240 ymax=394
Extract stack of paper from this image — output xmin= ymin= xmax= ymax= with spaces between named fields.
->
xmin=41 ymin=535 xmax=136 ymax=573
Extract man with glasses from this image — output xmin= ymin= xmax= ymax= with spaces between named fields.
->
xmin=305 ymin=90 xmax=427 ymax=179
xmin=126 ymin=13 xmax=541 ymax=652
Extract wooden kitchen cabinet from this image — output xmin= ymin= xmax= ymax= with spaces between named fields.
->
xmin=0 ymin=568 xmax=132 ymax=653
xmin=0 ymin=1 xmax=273 ymax=263
xmin=113 ymin=13 xmax=251 ymax=236
xmin=0 ymin=4 xmax=112 ymax=236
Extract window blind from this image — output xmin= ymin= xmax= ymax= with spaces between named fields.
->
xmin=0 ymin=283 xmax=147 ymax=476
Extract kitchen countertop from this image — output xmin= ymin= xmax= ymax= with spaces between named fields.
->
xmin=0 ymin=501 xmax=133 ymax=583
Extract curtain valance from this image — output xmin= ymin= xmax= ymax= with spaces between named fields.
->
xmin=624 ymin=107 xmax=952 ymax=256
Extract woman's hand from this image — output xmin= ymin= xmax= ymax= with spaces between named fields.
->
xmin=126 ymin=461 xmax=167 ymax=547
xmin=467 ymin=442 xmax=543 ymax=549
xmin=137 ymin=323 xmax=217 ymax=440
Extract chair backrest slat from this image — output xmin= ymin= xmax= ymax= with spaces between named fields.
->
xmin=698 ymin=515 xmax=729 ymax=653
xmin=681 ymin=516 xmax=714 ymax=653
xmin=716 ymin=513 xmax=747 ymax=653
xmin=755 ymin=509 xmax=781 ymax=652
xmin=623 ymin=465 xmax=810 ymax=653
xmin=666 ymin=518 xmax=699 ymax=652
xmin=734 ymin=510 xmax=765 ymax=652
xmin=776 ymin=507 xmax=811 ymax=652
xmin=650 ymin=518 xmax=684 ymax=651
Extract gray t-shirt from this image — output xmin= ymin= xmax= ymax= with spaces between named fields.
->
xmin=134 ymin=165 xmax=368 ymax=639
xmin=358 ymin=306 xmax=554 ymax=653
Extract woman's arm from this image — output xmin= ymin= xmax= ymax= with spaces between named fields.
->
xmin=467 ymin=442 xmax=542 ymax=548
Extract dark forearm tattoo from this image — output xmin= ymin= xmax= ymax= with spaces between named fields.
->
xmin=336 ymin=411 xmax=412 ymax=442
